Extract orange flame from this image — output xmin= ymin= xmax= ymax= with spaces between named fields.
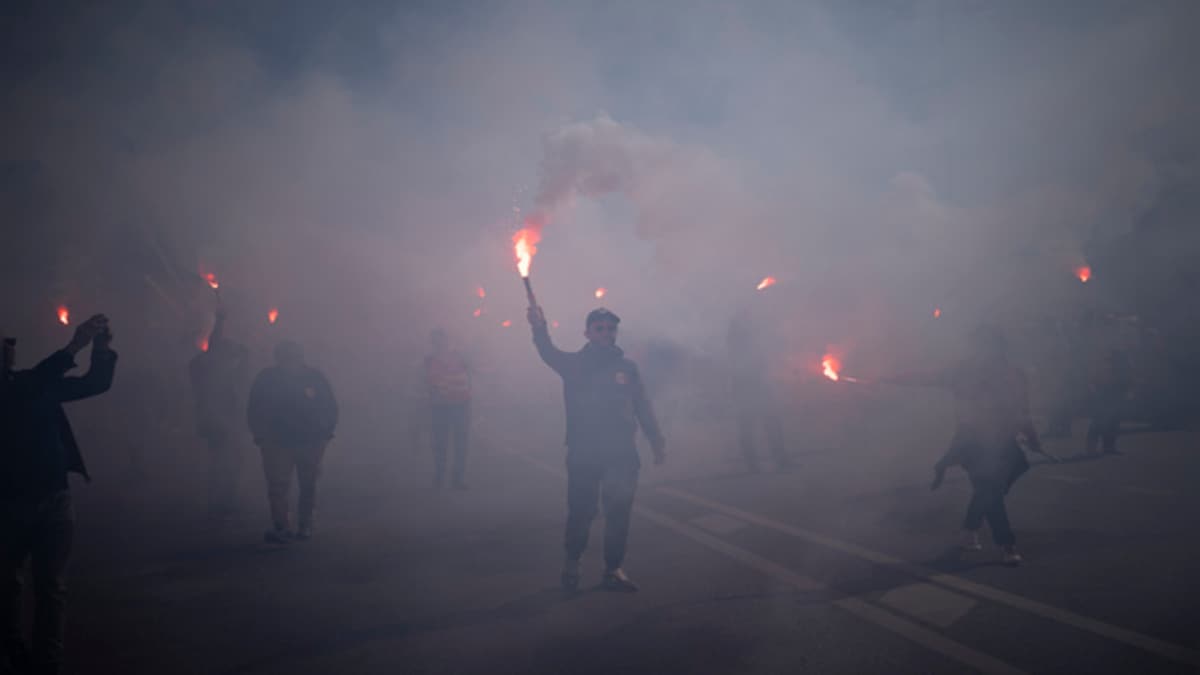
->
xmin=933 ymin=307 xmax=942 ymax=318
xmin=513 ymin=228 xmax=541 ymax=278
xmin=203 ymin=272 xmax=219 ymax=290
xmin=500 ymin=319 xmax=512 ymax=328
xmin=756 ymin=276 xmax=777 ymax=291
xmin=197 ymin=336 xmax=209 ymax=352
xmin=1076 ymin=266 xmax=1091 ymax=283
xmin=476 ymin=286 xmax=486 ymax=299
xmin=594 ymin=287 xmax=607 ymax=299
xmin=821 ymin=354 xmax=841 ymax=382
xmin=56 ymin=306 xmax=70 ymax=326
xmin=268 ymin=308 xmax=279 ymax=324
xmin=473 ymin=308 xmax=483 ymax=318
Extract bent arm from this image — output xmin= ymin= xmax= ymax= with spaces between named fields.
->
xmin=56 ymin=348 xmax=118 ymax=403
xmin=532 ymin=323 xmax=572 ymax=375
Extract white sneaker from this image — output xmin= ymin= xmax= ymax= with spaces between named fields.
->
xmin=560 ymin=558 xmax=581 ymax=591
xmin=960 ymin=530 xmax=983 ymax=552
xmin=1002 ymin=546 xmax=1023 ymax=566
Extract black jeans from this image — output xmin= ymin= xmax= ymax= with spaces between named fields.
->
xmin=564 ymin=461 xmax=639 ymax=571
xmin=1 ymin=491 xmax=74 ymax=674
xmin=962 ymin=476 xmax=1015 ymax=546
xmin=431 ymin=404 xmax=469 ymax=485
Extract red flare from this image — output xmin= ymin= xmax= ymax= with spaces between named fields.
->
xmin=756 ymin=276 xmax=777 ymax=291
xmin=202 ymin=272 xmax=219 ymax=290
xmin=197 ymin=336 xmax=209 ymax=352
xmin=476 ymin=286 xmax=486 ymax=299
xmin=513 ymin=227 xmax=541 ymax=278
xmin=268 ymin=308 xmax=279 ymax=324
xmin=500 ymin=319 xmax=512 ymax=328
xmin=56 ymin=306 xmax=70 ymax=325
xmin=472 ymin=308 xmax=483 ymax=318
xmin=594 ymin=287 xmax=607 ymax=299
xmin=821 ymin=354 xmax=841 ymax=382
xmin=1076 ymin=266 xmax=1091 ymax=283
xmin=933 ymin=307 xmax=942 ymax=318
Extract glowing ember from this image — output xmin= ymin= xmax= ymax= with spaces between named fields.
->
xmin=594 ymin=287 xmax=607 ymax=299
xmin=933 ymin=307 xmax=942 ymax=318
xmin=821 ymin=354 xmax=841 ymax=382
xmin=500 ymin=320 xmax=512 ymax=328
xmin=513 ymin=228 xmax=541 ymax=278
xmin=756 ymin=276 xmax=777 ymax=291
xmin=197 ymin=336 xmax=209 ymax=352
xmin=268 ymin=308 xmax=279 ymax=324
xmin=552 ymin=320 xmax=560 ymax=328
xmin=472 ymin=308 xmax=483 ymax=318
xmin=1076 ymin=266 xmax=1091 ymax=283
xmin=476 ymin=286 xmax=486 ymax=299
xmin=57 ymin=306 xmax=70 ymax=325
xmin=203 ymin=272 xmax=219 ymax=290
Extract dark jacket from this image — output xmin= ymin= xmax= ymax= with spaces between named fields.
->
xmin=1 ymin=347 xmax=118 ymax=501
xmin=533 ymin=324 xmax=663 ymax=465
xmin=247 ymin=365 xmax=338 ymax=447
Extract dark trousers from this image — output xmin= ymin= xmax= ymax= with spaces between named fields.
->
xmin=431 ymin=404 xmax=469 ymax=485
xmin=962 ymin=476 xmax=1015 ymax=546
xmin=1085 ymin=414 xmax=1120 ymax=453
xmin=564 ymin=461 xmax=639 ymax=571
xmin=1 ymin=491 xmax=74 ymax=674
xmin=737 ymin=409 xmax=788 ymax=470
xmin=205 ymin=433 xmax=243 ymax=514
xmin=259 ymin=442 xmax=328 ymax=531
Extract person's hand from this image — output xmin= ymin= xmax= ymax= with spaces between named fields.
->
xmin=651 ymin=437 xmax=666 ymax=466
xmin=930 ymin=465 xmax=946 ymax=491
xmin=93 ymin=326 xmax=114 ymax=351
xmin=526 ymin=305 xmax=546 ymax=328
xmin=68 ymin=314 xmax=108 ymax=354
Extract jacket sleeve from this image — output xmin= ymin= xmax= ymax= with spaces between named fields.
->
xmin=317 ymin=371 xmax=339 ymax=436
xmin=55 ymin=348 xmax=118 ymax=403
xmin=246 ymin=371 xmax=270 ymax=440
xmin=30 ymin=350 xmax=77 ymax=384
xmin=631 ymin=365 xmax=665 ymax=448
xmin=532 ymin=323 xmax=572 ymax=376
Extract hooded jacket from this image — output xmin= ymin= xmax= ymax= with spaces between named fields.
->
xmin=246 ymin=365 xmax=338 ymax=447
xmin=533 ymin=323 xmax=663 ymax=465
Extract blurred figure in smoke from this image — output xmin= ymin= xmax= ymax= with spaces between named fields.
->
xmin=247 ymin=340 xmax=338 ymax=544
xmin=1 ymin=315 xmax=117 ymax=675
xmin=884 ymin=324 xmax=1041 ymax=567
xmin=424 ymin=328 xmax=472 ymax=489
xmin=527 ymin=305 xmax=665 ymax=593
xmin=1085 ymin=349 xmax=1134 ymax=455
xmin=726 ymin=308 xmax=793 ymax=473
xmin=1041 ymin=317 xmax=1081 ymax=439
xmin=188 ymin=309 xmax=249 ymax=518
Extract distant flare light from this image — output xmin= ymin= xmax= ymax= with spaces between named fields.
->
xmin=197 ymin=336 xmax=209 ymax=352
xmin=500 ymin=320 xmax=513 ymax=328
xmin=933 ymin=307 xmax=942 ymax=318
xmin=268 ymin=308 xmax=279 ymax=324
xmin=594 ymin=287 xmax=607 ymax=299
xmin=473 ymin=308 xmax=483 ymax=318
xmin=821 ymin=354 xmax=840 ymax=382
xmin=57 ymin=306 xmax=70 ymax=326
xmin=756 ymin=276 xmax=777 ymax=291
xmin=476 ymin=286 xmax=486 ymax=299
xmin=203 ymin=272 xmax=219 ymax=290
xmin=1076 ymin=266 xmax=1092 ymax=283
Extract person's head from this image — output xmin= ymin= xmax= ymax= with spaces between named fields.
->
xmin=273 ymin=340 xmax=305 ymax=370
xmin=1 ymin=326 xmax=13 ymax=373
xmin=585 ymin=308 xmax=620 ymax=348
xmin=431 ymin=328 xmax=449 ymax=352
xmin=967 ymin=323 xmax=1007 ymax=364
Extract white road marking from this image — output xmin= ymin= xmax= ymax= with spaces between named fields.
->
xmin=690 ymin=512 xmax=748 ymax=536
xmin=657 ymin=485 xmax=1200 ymax=669
xmin=880 ymin=583 xmax=978 ymax=629
xmin=505 ymin=450 xmax=1026 ymax=675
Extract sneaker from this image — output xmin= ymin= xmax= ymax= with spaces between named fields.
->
xmin=1002 ymin=546 xmax=1023 ymax=566
xmin=960 ymin=530 xmax=983 ymax=552
xmin=560 ymin=558 xmax=581 ymax=591
xmin=295 ymin=524 xmax=313 ymax=541
xmin=263 ymin=528 xmax=292 ymax=545
xmin=601 ymin=568 xmax=639 ymax=593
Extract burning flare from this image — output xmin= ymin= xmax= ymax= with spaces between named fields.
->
xmin=472 ymin=308 xmax=483 ymax=318
xmin=203 ymin=272 xmax=220 ymax=290
xmin=56 ymin=306 xmax=70 ymax=326
xmin=756 ymin=276 xmax=777 ymax=291
xmin=476 ymin=286 xmax=486 ymax=299
xmin=594 ymin=287 xmax=607 ymax=299
xmin=513 ymin=228 xmax=541 ymax=278
xmin=268 ymin=308 xmax=279 ymax=324
xmin=1076 ymin=265 xmax=1091 ymax=283
xmin=933 ymin=307 xmax=942 ymax=318
xmin=821 ymin=354 xmax=841 ymax=382
xmin=500 ymin=320 xmax=513 ymax=328
xmin=197 ymin=336 xmax=209 ymax=352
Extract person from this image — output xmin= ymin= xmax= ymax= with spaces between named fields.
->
xmin=884 ymin=324 xmax=1041 ymax=566
xmin=527 ymin=304 xmax=666 ymax=592
xmin=246 ymin=340 xmax=338 ymax=544
xmin=1 ymin=314 xmax=117 ymax=675
xmin=188 ymin=309 xmax=249 ymax=517
xmin=1085 ymin=349 xmax=1133 ymax=455
xmin=726 ymin=309 xmax=792 ymax=473
xmin=424 ymin=329 xmax=472 ymax=489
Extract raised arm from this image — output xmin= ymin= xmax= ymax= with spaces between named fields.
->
xmin=55 ymin=319 xmax=118 ymax=403
xmin=527 ymin=305 xmax=572 ymax=375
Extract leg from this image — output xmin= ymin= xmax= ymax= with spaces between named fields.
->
xmin=763 ymin=412 xmax=790 ymax=470
xmin=295 ymin=443 xmax=329 ymax=533
xmin=736 ymin=409 xmax=759 ymax=471
xmin=563 ymin=463 xmax=602 ymax=562
xmin=982 ymin=486 xmax=1016 ymax=548
xmin=962 ymin=476 xmax=988 ymax=533
xmin=450 ymin=405 xmax=469 ymax=487
xmin=1101 ymin=414 xmax=1121 ymax=453
xmin=600 ymin=464 xmax=640 ymax=572
xmin=1084 ymin=419 xmax=1101 ymax=454
xmin=0 ymin=503 xmax=34 ymax=673
xmin=259 ymin=443 xmax=295 ymax=531
xmin=431 ymin=406 xmax=450 ymax=486
xmin=28 ymin=492 xmax=74 ymax=673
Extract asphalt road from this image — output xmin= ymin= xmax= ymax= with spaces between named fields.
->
xmin=53 ymin=404 xmax=1200 ymax=674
